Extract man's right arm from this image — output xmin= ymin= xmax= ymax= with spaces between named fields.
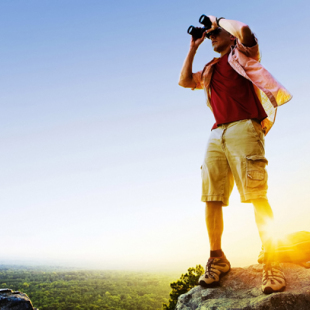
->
xmin=178 ymin=32 xmax=206 ymax=88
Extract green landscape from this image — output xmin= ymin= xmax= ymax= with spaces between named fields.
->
xmin=0 ymin=265 xmax=202 ymax=310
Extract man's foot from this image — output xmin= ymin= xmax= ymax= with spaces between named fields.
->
xmin=262 ymin=262 xmax=286 ymax=294
xmin=198 ymin=254 xmax=231 ymax=287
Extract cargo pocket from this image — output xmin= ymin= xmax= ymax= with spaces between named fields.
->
xmin=246 ymin=155 xmax=268 ymax=188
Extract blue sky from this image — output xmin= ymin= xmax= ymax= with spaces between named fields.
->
xmin=1 ymin=0 xmax=310 ymax=271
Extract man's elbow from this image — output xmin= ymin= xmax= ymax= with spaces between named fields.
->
xmin=178 ymin=78 xmax=194 ymax=88
xmin=178 ymin=80 xmax=187 ymax=87
xmin=240 ymin=25 xmax=251 ymax=37
xmin=239 ymin=25 xmax=255 ymax=45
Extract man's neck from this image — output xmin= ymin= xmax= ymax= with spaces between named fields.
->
xmin=220 ymin=45 xmax=232 ymax=57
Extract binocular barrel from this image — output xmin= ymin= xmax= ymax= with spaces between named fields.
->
xmin=199 ymin=15 xmax=212 ymax=28
xmin=187 ymin=14 xmax=212 ymax=39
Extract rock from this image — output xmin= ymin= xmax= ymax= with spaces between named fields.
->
xmin=0 ymin=288 xmax=38 ymax=310
xmin=176 ymin=263 xmax=310 ymax=310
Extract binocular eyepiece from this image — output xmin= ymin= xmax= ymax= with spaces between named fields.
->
xmin=187 ymin=15 xmax=212 ymax=39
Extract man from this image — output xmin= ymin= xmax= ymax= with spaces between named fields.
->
xmin=178 ymin=16 xmax=292 ymax=294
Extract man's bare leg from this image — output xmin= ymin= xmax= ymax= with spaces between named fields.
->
xmin=205 ymin=201 xmax=224 ymax=251
xmin=252 ymin=198 xmax=286 ymax=294
xmin=199 ymin=201 xmax=230 ymax=287
xmin=252 ymin=198 xmax=274 ymax=249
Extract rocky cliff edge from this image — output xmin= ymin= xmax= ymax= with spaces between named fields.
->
xmin=176 ymin=263 xmax=310 ymax=310
xmin=0 ymin=288 xmax=37 ymax=310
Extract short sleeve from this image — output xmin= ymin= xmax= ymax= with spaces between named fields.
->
xmin=191 ymin=71 xmax=204 ymax=90
xmin=236 ymin=36 xmax=260 ymax=61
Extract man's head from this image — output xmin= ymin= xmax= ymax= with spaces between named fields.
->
xmin=207 ymin=28 xmax=235 ymax=55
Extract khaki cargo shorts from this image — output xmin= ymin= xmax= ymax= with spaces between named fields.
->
xmin=201 ymin=119 xmax=268 ymax=206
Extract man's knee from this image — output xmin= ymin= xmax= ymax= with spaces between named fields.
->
xmin=206 ymin=201 xmax=223 ymax=209
xmin=252 ymin=198 xmax=270 ymax=209
xmin=206 ymin=201 xmax=223 ymax=217
xmin=252 ymin=198 xmax=273 ymax=218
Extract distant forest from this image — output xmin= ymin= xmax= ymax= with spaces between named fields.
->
xmin=0 ymin=265 xmax=178 ymax=310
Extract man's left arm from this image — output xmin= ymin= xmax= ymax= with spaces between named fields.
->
xmin=208 ymin=16 xmax=256 ymax=47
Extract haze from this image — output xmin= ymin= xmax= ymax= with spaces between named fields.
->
xmin=1 ymin=0 xmax=309 ymax=273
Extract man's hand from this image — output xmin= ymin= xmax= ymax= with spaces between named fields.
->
xmin=206 ymin=15 xmax=218 ymax=34
xmin=190 ymin=30 xmax=206 ymax=50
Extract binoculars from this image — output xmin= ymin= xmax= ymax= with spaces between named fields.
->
xmin=187 ymin=15 xmax=212 ymax=39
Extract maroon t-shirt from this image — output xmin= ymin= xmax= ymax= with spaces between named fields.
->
xmin=210 ymin=53 xmax=267 ymax=130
